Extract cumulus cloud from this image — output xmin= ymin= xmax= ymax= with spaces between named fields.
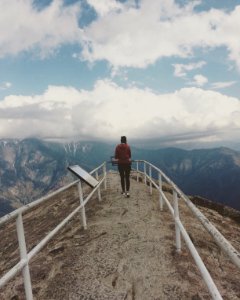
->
xmin=0 ymin=80 xmax=240 ymax=147
xmin=0 ymin=0 xmax=82 ymax=58
xmin=173 ymin=61 xmax=206 ymax=77
xmin=1 ymin=0 xmax=240 ymax=71
xmin=81 ymin=0 xmax=240 ymax=69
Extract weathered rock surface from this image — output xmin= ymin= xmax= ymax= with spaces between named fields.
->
xmin=0 ymin=172 xmax=240 ymax=299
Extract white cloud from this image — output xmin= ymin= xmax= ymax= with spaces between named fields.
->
xmin=0 ymin=82 xmax=12 ymax=90
xmin=86 ymin=0 xmax=123 ymax=17
xmin=211 ymin=81 xmax=237 ymax=90
xmin=80 ymin=0 xmax=240 ymax=69
xmin=189 ymin=74 xmax=208 ymax=87
xmin=0 ymin=0 xmax=82 ymax=58
xmin=1 ymin=0 xmax=240 ymax=71
xmin=173 ymin=61 xmax=206 ymax=77
xmin=0 ymin=80 xmax=240 ymax=147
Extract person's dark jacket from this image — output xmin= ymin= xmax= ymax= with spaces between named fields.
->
xmin=115 ymin=143 xmax=131 ymax=165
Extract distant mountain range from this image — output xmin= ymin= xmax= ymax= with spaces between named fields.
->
xmin=134 ymin=146 xmax=240 ymax=211
xmin=0 ymin=138 xmax=239 ymax=216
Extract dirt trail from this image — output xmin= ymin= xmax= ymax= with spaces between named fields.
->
xmin=34 ymin=172 xmax=215 ymax=300
xmin=1 ymin=171 xmax=240 ymax=299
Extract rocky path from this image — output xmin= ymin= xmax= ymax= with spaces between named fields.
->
xmin=1 ymin=171 xmax=240 ymax=299
xmin=33 ymin=172 xmax=212 ymax=300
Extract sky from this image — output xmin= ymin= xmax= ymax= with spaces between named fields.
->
xmin=1 ymin=0 xmax=240 ymax=149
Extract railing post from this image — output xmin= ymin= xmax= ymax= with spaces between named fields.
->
xmin=95 ymin=170 xmax=102 ymax=202
xmin=136 ymin=161 xmax=139 ymax=182
xmin=158 ymin=173 xmax=163 ymax=211
xmin=173 ymin=190 xmax=181 ymax=252
xmin=78 ymin=181 xmax=87 ymax=229
xmin=97 ymin=185 xmax=102 ymax=202
xmin=16 ymin=213 xmax=33 ymax=300
xmin=149 ymin=165 xmax=152 ymax=195
xmin=144 ymin=161 xmax=147 ymax=185
xmin=104 ymin=163 xmax=107 ymax=190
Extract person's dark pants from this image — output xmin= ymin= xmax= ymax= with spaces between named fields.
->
xmin=118 ymin=164 xmax=131 ymax=192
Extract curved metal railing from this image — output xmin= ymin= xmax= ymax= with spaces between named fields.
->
xmin=0 ymin=162 xmax=107 ymax=300
xmin=133 ymin=160 xmax=240 ymax=300
xmin=1 ymin=160 xmax=240 ymax=300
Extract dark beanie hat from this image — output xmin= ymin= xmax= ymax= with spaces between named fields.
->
xmin=121 ymin=136 xmax=127 ymax=143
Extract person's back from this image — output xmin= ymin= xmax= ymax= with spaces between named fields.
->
xmin=115 ymin=143 xmax=131 ymax=165
xmin=115 ymin=136 xmax=131 ymax=197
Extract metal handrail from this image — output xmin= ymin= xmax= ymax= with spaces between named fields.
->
xmin=0 ymin=180 xmax=79 ymax=227
xmin=1 ymin=159 xmax=239 ymax=300
xmin=140 ymin=160 xmax=240 ymax=270
xmin=133 ymin=160 xmax=240 ymax=300
xmin=0 ymin=162 xmax=107 ymax=300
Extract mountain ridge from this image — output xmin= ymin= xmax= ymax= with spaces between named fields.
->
xmin=0 ymin=138 xmax=240 ymax=217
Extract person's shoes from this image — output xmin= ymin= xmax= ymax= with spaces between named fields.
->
xmin=126 ymin=192 xmax=130 ymax=198
xmin=121 ymin=191 xmax=125 ymax=195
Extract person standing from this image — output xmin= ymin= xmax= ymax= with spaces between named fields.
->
xmin=115 ymin=136 xmax=131 ymax=197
